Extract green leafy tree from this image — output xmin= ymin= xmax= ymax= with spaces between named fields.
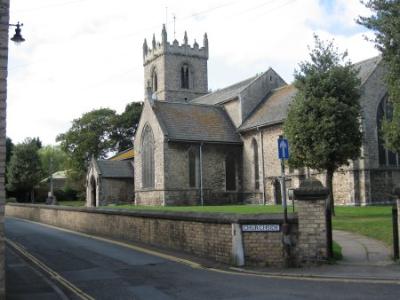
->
xmin=57 ymin=108 xmax=117 ymax=173
xmin=284 ymin=36 xmax=362 ymax=257
xmin=5 ymin=137 xmax=14 ymax=189
xmin=38 ymin=145 xmax=68 ymax=178
xmin=6 ymin=138 xmax=43 ymax=202
xmin=112 ymin=102 xmax=143 ymax=152
xmin=359 ymin=0 xmax=400 ymax=152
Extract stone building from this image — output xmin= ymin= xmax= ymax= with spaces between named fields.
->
xmin=0 ymin=0 xmax=8 ymax=295
xmin=134 ymin=26 xmax=399 ymax=206
xmin=86 ymin=149 xmax=134 ymax=207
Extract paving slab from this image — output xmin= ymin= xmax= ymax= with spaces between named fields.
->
xmin=333 ymin=230 xmax=393 ymax=266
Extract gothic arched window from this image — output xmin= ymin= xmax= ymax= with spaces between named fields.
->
xmin=377 ymin=96 xmax=398 ymax=166
xmin=181 ymin=64 xmax=190 ymax=89
xmin=152 ymin=70 xmax=158 ymax=92
xmin=252 ymin=139 xmax=260 ymax=190
xmin=188 ymin=147 xmax=200 ymax=188
xmin=225 ymin=153 xmax=236 ymax=191
xmin=142 ymin=125 xmax=155 ymax=188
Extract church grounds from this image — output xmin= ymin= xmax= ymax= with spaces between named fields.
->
xmin=106 ymin=203 xmax=394 ymax=247
xmin=54 ymin=201 xmax=394 ymax=248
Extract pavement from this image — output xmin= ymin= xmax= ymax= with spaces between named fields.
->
xmin=238 ymin=229 xmax=400 ymax=281
xmin=5 ymin=217 xmax=400 ymax=299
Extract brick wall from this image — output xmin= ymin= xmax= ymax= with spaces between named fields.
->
xmin=0 ymin=0 xmax=8 ymax=296
xmin=296 ymin=198 xmax=327 ymax=263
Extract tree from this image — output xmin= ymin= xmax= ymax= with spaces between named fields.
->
xmin=38 ymin=145 xmax=68 ymax=178
xmin=5 ymin=137 xmax=14 ymax=187
xmin=284 ymin=35 xmax=362 ymax=258
xmin=358 ymin=0 xmax=400 ymax=152
xmin=56 ymin=108 xmax=117 ymax=174
xmin=6 ymin=138 xmax=43 ymax=202
xmin=112 ymin=102 xmax=143 ymax=152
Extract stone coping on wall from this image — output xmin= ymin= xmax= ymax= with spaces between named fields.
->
xmin=6 ymin=203 xmax=297 ymax=225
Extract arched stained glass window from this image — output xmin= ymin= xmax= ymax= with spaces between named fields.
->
xmin=377 ymin=96 xmax=398 ymax=166
xmin=142 ymin=125 xmax=155 ymax=188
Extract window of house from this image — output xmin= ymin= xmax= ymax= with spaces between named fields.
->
xmin=225 ymin=153 xmax=236 ymax=191
xmin=181 ymin=64 xmax=190 ymax=89
xmin=377 ymin=96 xmax=399 ymax=166
xmin=189 ymin=147 xmax=200 ymax=187
xmin=142 ymin=125 xmax=155 ymax=188
xmin=252 ymin=139 xmax=260 ymax=190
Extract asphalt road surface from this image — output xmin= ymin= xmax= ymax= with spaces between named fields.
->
xmin=5 ymin=217 xmax=400 ymax=300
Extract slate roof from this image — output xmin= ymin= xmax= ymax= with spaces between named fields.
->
xmin=153 ymin=101 xmax=242 ymax=144
xmin=95 ymin=160 xmax=134 ymax=178
xmin=354 ymin=55 xmax=382 ymax=85
xmin=190 ymin=75 xmax=258 ymax=105
xmin=239 ymin=85 xmax=296 ymax=131
xmin=239 ymin=56 xmax=383 ymax=132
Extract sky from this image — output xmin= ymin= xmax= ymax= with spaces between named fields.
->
xmin=8 ymin=0 xmax=378 ymax=145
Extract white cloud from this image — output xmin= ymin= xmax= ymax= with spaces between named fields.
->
xmin=7 ymin=0 xmax=378 ymax=145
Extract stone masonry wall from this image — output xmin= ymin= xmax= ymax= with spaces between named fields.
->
xmin=0 ymin=1 xmax=8 ymax=296
xmin=241 ymin=131 xmax=264 ymax=204
xmin=6 ymin=204 xmax=305 ymax=267
xmin=223 ymin=98 xmax=241 ymax=127
xmin=134 ymin=101 xmax=166 ymax=205
xmin=100 ymin=178 xmax=134 ymax=205
xmin=163 ymin=143 xmax=243 ymax=205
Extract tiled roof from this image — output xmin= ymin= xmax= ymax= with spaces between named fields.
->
xmin=96 ymin=160 xmax=134 ymax=178
xmin=153 ymin=101 xmax=242 ymax=144
xmin=353 ymin=55 xmax=382 ymax=85
xmin=190 ymin=75 xmax=258 ymax=105
xmin=239 ymin=85 xmax=296 ymax=131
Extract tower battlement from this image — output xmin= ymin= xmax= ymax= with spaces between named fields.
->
xmin=143 ymin=25 xmax=208 ymax=66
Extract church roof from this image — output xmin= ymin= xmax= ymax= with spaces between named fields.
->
xmin=239 ymin=85 xmax=296 ymax=131
xmin=95 ymin=160 xmax=134 ymax=178
xmin=353 ymin=55 xmax=382 ymax=85
xmin=190 ymin=75 xmax=258 ymax=105
xmin=153 ymin=101 xmax=242 ymax=144
xmin=239 ymin=56 xmax=383 ymax=132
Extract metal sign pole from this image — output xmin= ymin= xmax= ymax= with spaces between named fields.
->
xmin=278 ymin=135 xmax=291 ymax=266
xmin=280 ymin=159 xmax=288 ymax=224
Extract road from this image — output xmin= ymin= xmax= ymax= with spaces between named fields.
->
xmin=5 ymin=217 xmax=400 ymax=300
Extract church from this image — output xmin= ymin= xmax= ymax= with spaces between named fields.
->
xmin=100 ymin=25 xmax=400 ymax=207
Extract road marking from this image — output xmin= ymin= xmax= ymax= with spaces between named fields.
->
xmin=5 ymin=237 xmax=95 ymax=300
xmin=7 ymin=217 xmax=400 ymax=286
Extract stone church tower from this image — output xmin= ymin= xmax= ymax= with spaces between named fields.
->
xmin=143 ymin=25 xmax=209 ymax=102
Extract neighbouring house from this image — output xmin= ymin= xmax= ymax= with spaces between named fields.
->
xmin=86 ymin=148 xmax=134 ymax=207
xmin=133 ymin=25 xmax=399 ymax=206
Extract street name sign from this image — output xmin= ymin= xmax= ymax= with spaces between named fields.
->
xmin=241 ymin=224 xmax=281 ymax=232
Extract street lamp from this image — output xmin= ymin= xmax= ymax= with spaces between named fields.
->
xmin=9 ymin=22 xmax=25 ymax=43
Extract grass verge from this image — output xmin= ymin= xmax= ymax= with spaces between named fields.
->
xmin=332 ymin=241 xmax=343 ymax=261
xmin=108 ymin=204 xmax=285 ymax=214
xmin=333 ymin=206 xmax=393 ymax=247
xmin=58 ymin=200 xmax=85 ymax=207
